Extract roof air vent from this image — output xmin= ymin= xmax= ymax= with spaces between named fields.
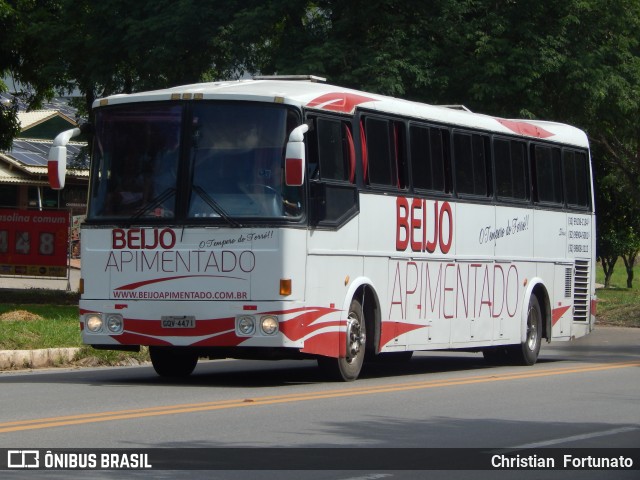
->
xmin=253 ymin=75 xmax=326 ymax=83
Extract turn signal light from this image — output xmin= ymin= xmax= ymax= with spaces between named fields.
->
xmin=280 ymin=279 xmax=292 ymax=296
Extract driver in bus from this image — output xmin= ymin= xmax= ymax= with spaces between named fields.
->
xmin=189 ymin=119 xmax=284 ymax=217
xmin=238 ymin=152 xmax=283 ymax=216
xmin=144 ymin=128 xmax=180 ymax=217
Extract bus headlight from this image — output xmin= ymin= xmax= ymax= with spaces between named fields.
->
xmin=237 ymin=316 xmax=256 ymax=336
xmin=85 ymin=314 xmax=103 ymax=333
xmin=106 ymin=314 xmax=124 ymax=334
xmin=260 ymin=315 xmax=279 ymax=335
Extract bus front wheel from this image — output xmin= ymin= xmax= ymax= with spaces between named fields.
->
xmin=318 ymin=299 xmax=366 ymax=381
xmin=149 ymin=346 xmax=198 ymax=378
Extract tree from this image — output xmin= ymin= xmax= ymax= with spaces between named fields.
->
xmin=0 ymin=94 xmax=20 ymax=151
xmin=2 ymin=0 xmax=70 ymax=149
xmin=231 ymin=0 xmax=437 ymax=96
xmin=47 ymin=0 xmax=241 ymax=114
xmin=0 ymin=0 xmax=22 ymax=149
xmin=2 ymin=0 xmax=242 ymax=117
xmin=567 ymin=0 xmax=640 ymax=286
xmin=2 ymin=1 xmax=60 ymax=107
xmin=597 ymin=232 xmax=620 ymax=288
xmin=620 ymin=228 xmax=640 ymax=288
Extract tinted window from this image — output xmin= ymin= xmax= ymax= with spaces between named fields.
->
xmin=494 ymin=138 xmax=528 ymax=200
xmin=564 ymin=150 xmax=590 ymax=208
xmin=533 ymin=144 xmax=563 ymax=204
xmin=453 ymin=132 xmax=490 ymax=196
xmin=410 ymin=125 xmax=448 ymax=192
xmin=366 ymin=117 xmax=393 ymax=186
xmin=89 ymin=104 xmax=183 ymax=219
xmin=316 ymin=118 xmax=352 ymax=182
xmin=187 ymin=104 xmax=297 ymax=219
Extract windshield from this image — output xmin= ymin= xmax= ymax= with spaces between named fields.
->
xmin=88 ymin=102 xmax=303 ymax=223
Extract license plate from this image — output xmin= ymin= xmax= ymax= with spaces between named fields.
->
xmin=161 ymin=316 xmax=195 ymax=328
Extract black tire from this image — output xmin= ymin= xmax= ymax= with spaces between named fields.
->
xmin=508 ymin=295 xmax=543 ymax=366
xmin=318 ymin=299 xmax=366 ymax=381
xmin=149 ymin=346 xmax=198 ymax=378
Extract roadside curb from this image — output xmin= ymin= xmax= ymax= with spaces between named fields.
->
xmin=0 ymin=348 xmax=81 ymax=370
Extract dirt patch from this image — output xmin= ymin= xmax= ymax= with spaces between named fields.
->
xmin=597 ymin=303 xmax=640 ymax=328
xmin=0 ymin=310 xmax=45 ymax=322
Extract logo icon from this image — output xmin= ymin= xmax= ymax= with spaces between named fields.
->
xmin=7 ymin=450 xmax=40 ymax=469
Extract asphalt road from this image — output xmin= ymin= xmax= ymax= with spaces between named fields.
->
xmin=0 ymin=326 xmax=638 ymax=480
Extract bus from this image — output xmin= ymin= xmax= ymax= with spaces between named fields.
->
xmin=48 ymin=75 xmax=596 ymax=381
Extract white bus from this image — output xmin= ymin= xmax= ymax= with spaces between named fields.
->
xmin=49 ymin=76 xmax=595 ymax=381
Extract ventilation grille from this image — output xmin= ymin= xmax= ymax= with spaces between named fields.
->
xmin=565 ymin=267 xmax=573 ymax=298
xmin=573 ymin=260 xmax=590 ymax=321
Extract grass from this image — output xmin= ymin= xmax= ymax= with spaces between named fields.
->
xmin=595 ymin=259 xmax=640 ymax=328
xmin=0 ymin=288 xmax=149 ymax=367
xmin=0 ymin=304 xmax=79 ymax=350
xmin=0 ymin=259 xmax=637 ymax=369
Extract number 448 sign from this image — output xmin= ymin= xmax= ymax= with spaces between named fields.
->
xmin=0 ymin=209 xmax=70 ymax=277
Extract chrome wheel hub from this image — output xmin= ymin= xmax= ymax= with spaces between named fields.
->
xmin=346 ymin=313 xmax=365 ymax=362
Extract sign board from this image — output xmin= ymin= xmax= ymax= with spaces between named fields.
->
xmin=0 ymin=209 xmax=69 ymax=277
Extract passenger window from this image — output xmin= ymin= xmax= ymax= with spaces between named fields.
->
xmin=365 ymin=117 xmax=394 ymax=186
xmin=453 ymin=131 xmax=490 ymax=197
xmin=494 ymin=138 xmax=529 ymax=201
xmin=564 ymin=150 xmax=590 ymax=208
xmin=410 ymin=125 xmax=448 ymax=193
xmin=533 ymin=144 xmax=563 ymax=205
xmin=362 ymin=116 xmax=408 ymax=189
xmin=308 ymin=117 xmax=354 ymax=183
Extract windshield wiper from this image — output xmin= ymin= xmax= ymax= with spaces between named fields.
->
xmin=192 ymin=185 xmax=243 ymax=228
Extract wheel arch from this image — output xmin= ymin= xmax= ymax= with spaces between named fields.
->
xmin=342 ymin=277 xmax=381 ymax=355
xmin=521 ymin=278 xmax=551 ymax=343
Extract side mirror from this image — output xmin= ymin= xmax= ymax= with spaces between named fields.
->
xmin=285 ymin=124 xmax=309 ymax=187
xmin=48 ymin=127 xmax=81 ymax=190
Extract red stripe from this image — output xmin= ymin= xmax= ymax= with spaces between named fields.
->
xmin=379 ymin=321 xmax=425 ymax=350
xmin=48 ymin=160 xmax=61 ymax=189
xmin=307 ymin=92 xmax=375 ymax=113
xmin=552 ymin=305 xmax=572 ymax=325
xmin=301 ymin=330 xmax=346 ymax=357
xmin=496 ymin=119 xmax=554 ymax=139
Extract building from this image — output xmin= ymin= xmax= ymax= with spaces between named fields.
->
xmin=0 ymin=97 xmax=89 ymax=216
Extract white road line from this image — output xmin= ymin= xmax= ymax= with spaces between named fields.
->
xmin=510 ymin=426 xmax=639 ymax=449
xmin=337 ymin=475 xmax=393 ymax=480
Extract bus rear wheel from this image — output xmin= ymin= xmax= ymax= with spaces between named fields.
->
xmin=149 ymin=346 xmax=198 ymax=378
xmin=483 ymin=296 xmax=543 ymax=366
xmin=508 ymin=295 xmax=542 ymax=366
xmin=318 ymin=299 xmax=366 ymax=381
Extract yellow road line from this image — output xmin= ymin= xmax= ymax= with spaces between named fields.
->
xmin=1 ymin=361 xmax=637 ymax=434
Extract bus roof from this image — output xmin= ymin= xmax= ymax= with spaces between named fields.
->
xmin=94 ymin=78 xmax=589 ymax=148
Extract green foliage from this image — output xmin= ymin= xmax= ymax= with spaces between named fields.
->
xmin=0 ymin=304 xmax=79 ymax=350
xmin=235 ymin=0 xmax=436 ymax=97
xmin=0 ymin=95 xmax=20 ymax=150
xmin=0 ymin=292 xmax=150 ymax=366
xmin=596 ymin=259 xmax=640 ymax=327
xmin=620 ymin=229 xmax=640 ymax=288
